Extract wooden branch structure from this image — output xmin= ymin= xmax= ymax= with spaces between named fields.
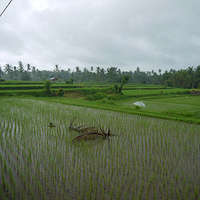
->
xmin=70 ymin=118 xmax=116 ymax=142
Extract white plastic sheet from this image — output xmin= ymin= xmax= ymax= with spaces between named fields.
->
xmin=133 ymin=101 xmax=146 ymax=107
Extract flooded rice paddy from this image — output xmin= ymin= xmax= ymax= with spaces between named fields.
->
xmin=0 ymin=98 xmax=199 ymax=200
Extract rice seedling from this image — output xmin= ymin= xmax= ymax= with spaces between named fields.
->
xmin=0 ymin=98 xmax=199 ymax=199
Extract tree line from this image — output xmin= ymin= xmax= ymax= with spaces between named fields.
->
xmin=0 ymin=61 xmax=200 ymax=89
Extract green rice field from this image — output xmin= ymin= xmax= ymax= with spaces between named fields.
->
xmin=117 ymin=95 xmax=200 ymax=120
xmin=0 ymin=98 xmax=200 ymax=199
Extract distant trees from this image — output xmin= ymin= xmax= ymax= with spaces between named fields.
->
xmin=0 ymin=61 xmax=200 ymax=89
xmin=107 ymin=67 xmax=118 ymax=83
xmin=18 ymin=61 xmax=24 ymax=79
xmin=75 ymin=66 xmax=81 ymax=83
xmin=4 ymin=64 xmax=13 ymax=79
xmin=162 ymin=66 xmax=200 ymax=88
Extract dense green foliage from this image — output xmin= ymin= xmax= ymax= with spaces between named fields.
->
xmin=44 ymin=80 xmax=52 ymax=95
xmin=1 ymin=61 xmax=199 ymax=89
xmin=57 ymin=87 xmax=64 ymax=97
xmin=65 ymin=78 xmax=74 ymax=84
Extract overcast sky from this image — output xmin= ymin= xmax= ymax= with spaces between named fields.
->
xmin=0 ymin=0 xmax=200 ymax=72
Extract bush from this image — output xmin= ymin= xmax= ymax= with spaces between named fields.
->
xmin=0 ymin=79 xmax=5 ymax=82
xmin=44 ymin=80 xmax=52 ymax=95
xmin=65 ymin=80 xmax=71 ymax=84
xmin=51 ymin=90 xmax=58 ymax=97
xmin=85 ymin=92 xmax=106 ymax=101
xmin=177 ymin=90 xmax=190 ymax=95
xmin=99 ymin=98 xmax=115 ymax=105
xmin=80 ymin=88 xmax=100 ymax=96
xmin=66 ymin=78 xmax=74 ymax=84
xmin=114 ymin=84 xmax=119 ymax=93
xmin=80 ymin=87 xmax=118 ymax=101
xmin=108 ymin=93 xmax=126 ymax=100
xmin=34 ymin=90 xmax=49 ymax=97
xmin=57 ymin=87 xmax=64 ymax=97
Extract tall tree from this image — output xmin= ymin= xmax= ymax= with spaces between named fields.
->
xmin=54 ymin=64 xmax=60 ymax=72
xmin=4 ymin=63 xmax=13 ymax=79
xmin=100 ymin=68 xmax=106 ymax=82
xmin=119 ymin=75 xmax=131 ymax=93
xmin=194 ymin=65 xmax=200 ymax=88
xmin=53 ymin=64 xmax=60 ymax=78
xmin=13 ymin=66 xmax=18 ymax=80
xmin=187 ymin=66 xmax=194 ymax=88
xmin=26 ymin=63 xmax=31 ymax=72
xmin=107 ymin=67 xmax=118 ymax=83
xmin=90 ymin=66 xmax=94 ymax=72
xmin=96 ymin=66 xmax=100 ymax=82
xmin=18 ymin=61 xmax=24 ymax=80
xmin=0 ymin=67 xmax=4 ymax=78
xmin=31 ymin=66 xmax=36 ymax=80
xmin=75 ymin=66 xmax=81 ymax=83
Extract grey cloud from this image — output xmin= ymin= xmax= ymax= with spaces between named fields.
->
xmin=0 ymin=0 xmax=200 ymax=72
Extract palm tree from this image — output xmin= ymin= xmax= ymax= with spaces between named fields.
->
xmin=13 ymin=66 xmax=18 ymax=79
xmin=96 ymin=66 xmax=100 ymax=82
xmin=26 ymin=63 xmax=31 ymax=72
xmin=18 ymin=61 xmax=24 ymax=80
xmin=4 ymin=63 xmax=13 ymax=79
xmin=0 ymin=67 xmax=4 ymax=79
xmin=75 ymin=66 xmax=81 ymax=83
xmin=4 ymin=63 xmax=12 ymax=74
xmin=100 ymin=68 xmax=106 ymax=82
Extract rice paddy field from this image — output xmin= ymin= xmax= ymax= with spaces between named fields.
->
xmin=0 ymin=98 xmax=200 ymax=200
xmin=117 ymin=95 xmax=200 ymax=122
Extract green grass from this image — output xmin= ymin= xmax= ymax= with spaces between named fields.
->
xmin=116 ymin=95 xmax=200 ymax=121
xmin=6 ymin=94 xmax=198 ymax=124
xmin=122 ymin=88 xmax=190 ymax=96
xmin=0 ymin=80 xmax=44 ymax=84
xmin=0 ymin=84 xmax=83 ymax=90
xmin=124 ymin=83 xmax=168 ymax=89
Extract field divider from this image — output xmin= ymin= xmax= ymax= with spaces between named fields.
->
xmin=25 ymin=97 xmax=200 ymax=124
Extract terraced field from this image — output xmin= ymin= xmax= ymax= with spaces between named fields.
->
xmin=0 ymin=98 xmax=199 ymax=199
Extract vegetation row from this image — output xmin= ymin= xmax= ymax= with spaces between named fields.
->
xmin=1 ymin=61 xmax=200 ymax=89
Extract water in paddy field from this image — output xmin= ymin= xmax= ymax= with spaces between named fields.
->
xmin=0 ymin=98 xmax=199 ymax=200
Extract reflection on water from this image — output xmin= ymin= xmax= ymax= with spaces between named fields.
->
xmin=0 ymin=98 xmax=199 ymax=199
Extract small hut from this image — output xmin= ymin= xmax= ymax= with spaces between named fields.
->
xmin=49 ymin=77 xmax=58 ymax=83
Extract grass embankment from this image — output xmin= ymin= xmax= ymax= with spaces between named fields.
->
xmin=0 ymin=84 xmax=82 ymax=90
xmin=0 ymin=81 xmax=110 ymax=96
xmin=0 ymin=81 xmax=199 ymax=124
xmin=0 ymin=80 xmax=44 ymax=84
xmin=123 ymin=88 xmax=190 ymax=97
xmin=9 ymin=94 xmax=199 ymax=124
